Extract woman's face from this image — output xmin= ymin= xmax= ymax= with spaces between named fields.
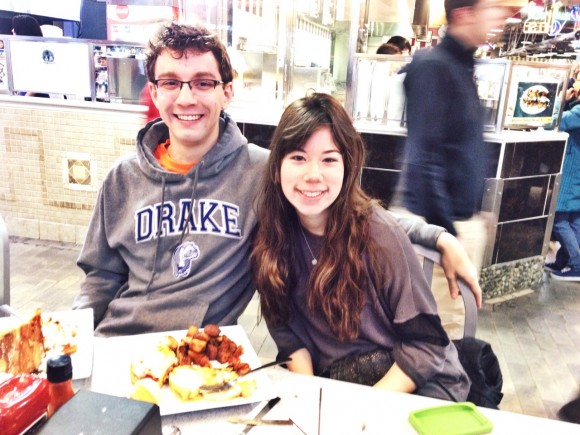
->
xmin=280 ymin=126 xmax=344 ymax=235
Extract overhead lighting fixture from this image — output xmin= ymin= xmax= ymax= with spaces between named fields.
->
xmin=506 ymin=18 xmax=522 ymax=24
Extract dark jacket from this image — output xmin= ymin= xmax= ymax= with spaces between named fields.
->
xmin=400 ymin=35 xmax=485 ymax=235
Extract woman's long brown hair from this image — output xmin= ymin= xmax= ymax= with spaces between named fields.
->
xmin=250 ymin=93 xmax=387 ymax=341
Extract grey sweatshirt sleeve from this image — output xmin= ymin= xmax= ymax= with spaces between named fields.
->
xmin=388 ymin=210 xmax=445 ymax=250
xmin=73 ymin=187 xmax=129 ymax=328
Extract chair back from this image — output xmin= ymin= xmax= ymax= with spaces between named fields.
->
xmin=0 ymin=215 xmax=9 ymax=313
xmin=412 ymin=244 xmax=477 ymax=338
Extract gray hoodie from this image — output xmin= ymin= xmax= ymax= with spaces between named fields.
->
xmin=74 ymin=113 xmax=269 ymax=336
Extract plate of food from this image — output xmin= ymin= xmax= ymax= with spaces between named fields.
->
xmin=41 ymin=308 xmax=94 ymax=380
xmin=90 ymin=325 xmax=278 ymax=416
xmin=0 ymin=308 xmax=94 ymax=380
xmin=519 ymin=84 xmax=551 ymax=115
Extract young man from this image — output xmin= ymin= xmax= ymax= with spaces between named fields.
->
xmin=74 ymin=23 xmax=482 ymax=337
xmin=73 ymin=23 xmax=269 ymax=336
xmin=395 ymin=0 xmax=509 ymax=338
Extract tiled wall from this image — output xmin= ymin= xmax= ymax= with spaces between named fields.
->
xmin=0 ymin=98 xmax=145 ymax=244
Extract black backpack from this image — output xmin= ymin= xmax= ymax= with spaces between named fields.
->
xmin=453 ymin=337 xmax=504 ymax=409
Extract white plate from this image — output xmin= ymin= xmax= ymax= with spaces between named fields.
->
xmin=90 ymin=325 xmax=277 ymax=416
xmin=519 ymin=85 xmax=550 ymax=115
xmin=0 ymin=308 xmax=94 ymax=380
xmin=41 ymin=308 xmax=94 ymax=380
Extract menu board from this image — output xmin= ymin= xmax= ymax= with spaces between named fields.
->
xmin=512 ymin=81 xmax=559 ymax=123
xmin=503 ymin=62 xmax=570 ymax=130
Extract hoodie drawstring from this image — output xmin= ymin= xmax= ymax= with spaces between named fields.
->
xmin=177 ymin=161 xmax=204 ymax=246
xmin=144 ymin=161 xmax=204 ymax=295
xmin=144 ymin=174 xmax=167 ymax=295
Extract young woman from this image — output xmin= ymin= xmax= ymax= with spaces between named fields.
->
xmin=251 ymin=93 xmax=470 ymax=401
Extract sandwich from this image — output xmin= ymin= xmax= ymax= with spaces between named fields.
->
xmin=130 ymin=337 xmax=178 ymax=387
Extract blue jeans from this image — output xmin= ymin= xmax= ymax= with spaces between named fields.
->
xmin=552 ymin=212 xmax=580 ymax=270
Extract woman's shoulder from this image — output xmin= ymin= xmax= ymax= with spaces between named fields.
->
xmin=369 ymin=206 xmax=410 ymax=242
xmin=369 ymin=205 xmax=398 ymax=225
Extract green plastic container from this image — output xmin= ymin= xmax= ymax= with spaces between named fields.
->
xmin=409 ymin=402 xmax=493 ymax=435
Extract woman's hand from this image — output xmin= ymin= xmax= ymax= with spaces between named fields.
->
xmin=373 ymin=362 xmax=416 ymax=393
xmin=436 ymin=232 xmax=483 ymax=308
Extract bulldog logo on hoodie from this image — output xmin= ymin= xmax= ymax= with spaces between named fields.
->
xmin=172 ymin=241 xmax=201 ymax=278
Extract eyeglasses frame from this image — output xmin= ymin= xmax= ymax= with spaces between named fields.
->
xmin=152 ymin=78 xmax=225 ymax=93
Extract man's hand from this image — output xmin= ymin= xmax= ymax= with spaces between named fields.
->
xmin=436 ymin=232 xmax=482 ymax=308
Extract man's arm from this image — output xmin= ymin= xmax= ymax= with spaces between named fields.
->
xmin=73 ymin=189 xmax=129 ymax=327
xmin=392 ymin=212 xmax=482 ymax=308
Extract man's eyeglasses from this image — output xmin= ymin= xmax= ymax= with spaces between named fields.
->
xmin=153 ymin=78 xmax=225 ymax=93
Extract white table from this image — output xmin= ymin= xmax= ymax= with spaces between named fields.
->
xmin=83 ymin=332 xmax=580 ymax=435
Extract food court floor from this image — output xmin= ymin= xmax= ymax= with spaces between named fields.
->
xmin=7 ymin=237 xmax=580 ymax=423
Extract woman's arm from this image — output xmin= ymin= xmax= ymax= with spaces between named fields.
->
xmin=373 ymin=362 xmax=416 ymax=393
xmin=392 ymin=211 xmax=482 ymax=308
xmin=286 ymin=348 xmax=314 ymax=375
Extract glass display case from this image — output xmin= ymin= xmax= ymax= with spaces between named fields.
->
xmin=348 ymin=56 xmax=571 ymax=133
xmin=474 ymin=58 xmax=510 ymax=133
xmin=349 ymin=53 xmax=411 ymax=128
xmin=92 ymin=43 xmax=147 ymax=104
xmin=502 ymin=61 xmax=570 ymax=131
xmin=226 ymin=0 xmax=358 ymax=108
xmin=348 ymin=56 xmax=510 ymax=132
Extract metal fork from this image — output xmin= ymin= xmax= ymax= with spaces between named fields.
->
xmin=200 ymin=358 xmax=291 ymax=393
xmin=0 ymin=304 xmax=25 ymax=320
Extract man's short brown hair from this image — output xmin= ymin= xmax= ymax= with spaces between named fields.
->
xmin=145 ymin=22 xmax=233 ymax=84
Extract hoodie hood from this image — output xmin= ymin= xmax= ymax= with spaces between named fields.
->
xmin=136 ymin=111 xmax=249 ymax=182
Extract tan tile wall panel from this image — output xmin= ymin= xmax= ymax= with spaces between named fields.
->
xmin=0 ymin=102 xmax=146 ymax=244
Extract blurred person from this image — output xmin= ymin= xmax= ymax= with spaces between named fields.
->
xmin=376 ymin=43 xmax=402 ymax=55
xmin=12 ymin=14 xmax=49 ymax=98
xmin=12 ymin=14 xmax=43 ymax=37
xmin=73 ymin=22 xmax=482 ymax=337
xmin=386 ymin=35 xmax=412 ymax=55
xmin=251 ymin=93 xmax=470 ymax=401
xmin=139 ymin=84 xmax=160 ymax=123
xmin=545 ymin=93 xmax=580 ymax=281
xmin=393 ymin=0 xmax=509 ymax=338
xmin=562 ymin=63 xmax=580 ymax=112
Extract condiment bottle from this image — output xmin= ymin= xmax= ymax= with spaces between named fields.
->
xmin=46 ymin=354 xmax=75 ymax=417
